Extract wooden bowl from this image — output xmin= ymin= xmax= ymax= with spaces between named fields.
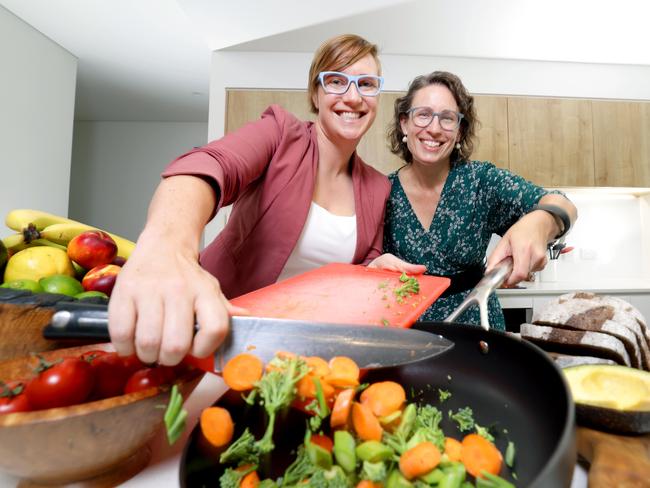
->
xmin=0 ymin=343 xmax=203 ymax=487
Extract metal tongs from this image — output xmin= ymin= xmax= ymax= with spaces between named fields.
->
xmin=443 ymin=257 xmax=514 ymax=331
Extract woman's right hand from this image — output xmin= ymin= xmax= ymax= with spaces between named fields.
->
xmin=108 ymin=233 xmax=246 ymax=366
xmin=107 ymin=175 xmax=246 ymax=366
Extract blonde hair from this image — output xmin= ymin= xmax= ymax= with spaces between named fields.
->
xmin=307 ymin=34 xmax=381 ymax=114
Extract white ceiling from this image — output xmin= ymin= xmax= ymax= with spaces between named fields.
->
xmin=1 ymin=0 xmax=649 ymax=122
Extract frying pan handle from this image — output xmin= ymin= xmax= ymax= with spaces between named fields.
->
xmin=444 ymin=257 xmax=513 ymax=330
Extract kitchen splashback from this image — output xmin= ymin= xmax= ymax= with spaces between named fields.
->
xmin=487 ymin=188 xmax=650 ymax=283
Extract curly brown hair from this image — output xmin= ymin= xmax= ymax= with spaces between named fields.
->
xmin=388 ymin=71 xmax=478 ymax=163
xmin=307 ymin=34 xmax=381 ymax=114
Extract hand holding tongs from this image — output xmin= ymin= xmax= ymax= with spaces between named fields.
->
xmin=443 ymin=257 xmax=513 ymax=331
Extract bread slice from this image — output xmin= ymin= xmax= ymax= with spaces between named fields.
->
xmin=520 ymin=323 xmax=632 ymax=367
xmin=532 ymin=292 xmax=650 ymax=370
xmin=548 ymin=353 xmax=617 ymax=369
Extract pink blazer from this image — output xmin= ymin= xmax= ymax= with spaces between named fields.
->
xmin=162 ymin=105 xmax=390 ymax=298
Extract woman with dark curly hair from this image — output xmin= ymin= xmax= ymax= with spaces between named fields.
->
xmin=382 ymin=71 xmax=577 ymax=329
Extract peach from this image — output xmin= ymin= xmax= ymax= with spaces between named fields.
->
xmin=67 ymin=231 xmax=117 ymax=270
xmin=82 ymin=264 xmax=121 ymax=296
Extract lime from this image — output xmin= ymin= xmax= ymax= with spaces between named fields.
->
xmin=75 ymin=290 xmax=109 ymax=300
xmin=1 ymin=279 xmax=44 ymax=293
xmin=39 ymin=274 xmax=84 ymax=296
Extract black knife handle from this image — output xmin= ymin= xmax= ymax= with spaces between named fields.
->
xmin=43 ymin=303 xmax=110 ymax=341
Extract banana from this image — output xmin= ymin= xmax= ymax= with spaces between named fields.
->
xmin=5 ymin=209 xmax=77 ymax=232
xmin=4 ymin=209 xmax=136 ymax=259
xmin=40 ymin=223 xmax=135 ymax=259
xmin=2 ymin=233 xmax=27 ymax=251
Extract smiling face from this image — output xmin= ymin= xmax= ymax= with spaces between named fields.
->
xmin=400 ymin=83 xmax=461 ymax=168
xmin=313 ymin=54 xmax=380 ymax=146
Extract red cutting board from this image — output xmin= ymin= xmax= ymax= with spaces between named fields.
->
xmin=230 ymin=263 xmax=450 ymax=328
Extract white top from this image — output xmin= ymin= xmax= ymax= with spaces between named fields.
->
xmin=277 ymin=201 xmax=357 ymax=282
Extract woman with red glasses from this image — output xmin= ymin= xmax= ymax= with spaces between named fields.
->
xmin=108 ymin=34 xmax=422 ymax=366
xmin=382 ymin=71 xmax=578 ymax=329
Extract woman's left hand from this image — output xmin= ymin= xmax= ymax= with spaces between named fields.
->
xmin=486 ymin=213 xmax=551 ymax=286
xmin=368 ymin=253 xmax=427 ymax=274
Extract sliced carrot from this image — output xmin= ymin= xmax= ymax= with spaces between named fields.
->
xmin=200 ymin=406 xmax=234 ymax=448
xmin=444 ymin=437 xmax=463 ymax=462
xmin=460 ymin=433 xmax=503 ymax=478
xmin=352 ymin=401 xmax=383 ymax=441
xmin=310 ymin=433 xmax=334 ymax=453
xmin=326 ymin=356 xmax=360 ymax=388
xmin=360 ymin=381 xmax=406 ymax=417
xmin=296 ymin=374 xmax=335 ymax=400
xmin=222 ymin=353 xmax=264 ymax=391
xmin=305 ymin=356 xmax=331 ymax=378
xmin=240 ymin=471 xmax=259 ymax=488
xmin=399 ymin=441 xmax=441 ymax=480
xmin=330 ymin=388 xmax=356 ymax=429
xmin=356 ymin=480 xmax=383 ymax=488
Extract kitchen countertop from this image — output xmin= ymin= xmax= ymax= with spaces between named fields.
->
xmin=0 ymin=374 xmax=588 ymax=487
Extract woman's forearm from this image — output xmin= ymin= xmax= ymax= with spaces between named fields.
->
xmin=137 ymin=175 xmax=217 ymax=253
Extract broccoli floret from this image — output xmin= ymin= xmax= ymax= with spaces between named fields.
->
xmin=256 ymin=356 xmax=309 ymax=453
xmin=450 ymin=407 xmax=475 ymax=432
xmin=305 ymin=466 xmax=351 ymax=488
xmin=220 ymin=428 xmax=259 ymax=465
xmin=282 ymin=445 xmax=317 ymax=486
xmin=393 ymin=273 xmax=420 ymax=299
xmin=259 ymin=480 xmax=279 ymax=488
xmin=475 ymin=423 xmax=495 ymax=442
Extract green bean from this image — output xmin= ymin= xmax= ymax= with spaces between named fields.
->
xmin=166 ymin=409 xmax=188 ymax=445
xmin=479 ymin=472 xmax=516 ymax=488
xmin=386 ymin=469 xmax=414 ymax=488
xmin=438 ymin=468 xmax=463 ymax=488
xmin=396 ymin=403 xmax=417 ymax=438
xmin=163 ymin=384 xmax=182 ymax=430
xmin=356 ymin=440 xmax=393 ymax=462
xmin=418 ymin=468 xmax=444 ymax=484
xmin=333 ymin=430 xmax=356 ymax=473
xmin=505 ymin=441 xmax=516 ymax=468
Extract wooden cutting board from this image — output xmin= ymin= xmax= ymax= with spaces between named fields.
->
xmin=230 ymin=263 xmax=450 ymax=328
xmin=577 ymin=426 xmax=650 ymax=487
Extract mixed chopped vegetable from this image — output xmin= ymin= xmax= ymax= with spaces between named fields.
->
xmin=198 ymin=352 xmax=517 ymax=488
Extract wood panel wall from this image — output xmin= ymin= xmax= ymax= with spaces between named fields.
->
xmin=226 ymin=89 xmax=650 ymax=187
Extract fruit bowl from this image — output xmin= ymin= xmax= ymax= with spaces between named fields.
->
xmin=0 ymin=343 xmax=203 ymax=486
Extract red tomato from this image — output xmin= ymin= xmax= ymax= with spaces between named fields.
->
xmin=310 ymin=434 xmax=333 ymax=453
xmin=25 ymin=357 xmax=95 ymax=410
xmin=85 ymin=352 xmax=130 ymax=400
xmin=79 ymin=350 xmax=109 ymax=362
xmin=124 ymin=368 xmax=165 ymax=394
xmin=121 ymin=354 xmax=145 ymax=377
xmin=0 ymin=381 xmax=31 ymax=414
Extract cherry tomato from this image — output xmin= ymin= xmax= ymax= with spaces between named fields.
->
xmin=121 ymin=354 xmax=146 ymax=377
xmin=124 ymin=368 xmax=166 ymax=394
xmin=0 ymin=381 xmax=31 ymax=414
xmin=79 ymin=350 xmax=109 ymax=362
xmin=25 ymin=357 xmax=95 ymax=410
xmin=84 ymin=352 xmax=130 ymax=400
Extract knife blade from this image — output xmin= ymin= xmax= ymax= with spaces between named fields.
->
xmin=42 ymin=304 xmax=453 ymax=370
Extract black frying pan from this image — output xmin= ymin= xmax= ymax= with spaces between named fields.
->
xmin=179 ymin=321 xmax=576 ymax=488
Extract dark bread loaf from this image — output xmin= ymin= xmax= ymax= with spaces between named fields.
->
xmin=520 ymin=323 xmax=632 ymax=367
xmin=548 ymin=353 xmax=617 ymax=369
xmin=531 ymin=292 xmax=650 ymax=370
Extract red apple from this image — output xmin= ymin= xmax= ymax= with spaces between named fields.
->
xmin=82 ymin=264 xmax=121 ymax=296
xmin=67 ymin=230 xmax=117 ymax=269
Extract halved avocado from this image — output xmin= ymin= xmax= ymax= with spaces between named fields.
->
xmin=563 ymin=364 xmax=650 ymax=434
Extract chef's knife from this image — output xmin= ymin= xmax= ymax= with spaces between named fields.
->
xmin=42 ymin=303 xmax=454 ymax=370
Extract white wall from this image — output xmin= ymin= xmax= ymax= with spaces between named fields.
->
xmin=0 ymin=5 xmax=76 ymax=229
xmin=203 ymin=50 xmax=650 ymax=243
xmin=69 ymin=122 xmax=208 ymax=241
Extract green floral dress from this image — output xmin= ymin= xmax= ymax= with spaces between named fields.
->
xmin=383 ymin=160 xmax=548 ymax=330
